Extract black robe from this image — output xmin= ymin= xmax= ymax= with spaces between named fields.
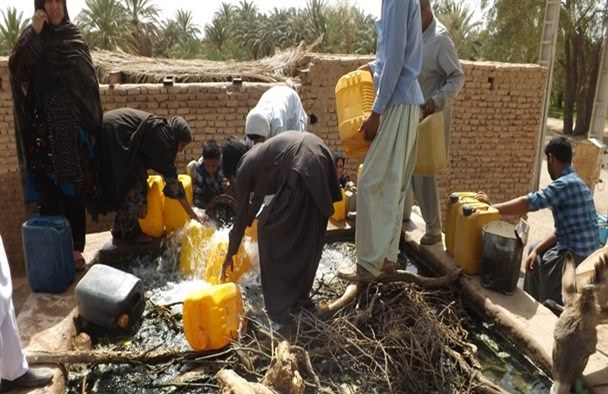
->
xmin=9 ymin=13 xmax=102 ymax=250
xmin=96 ymin=108 xmax=189 ymax=214
xmin=9 ymin=21 xmax=102 ymax=207
xmin=228 ymin=131 xmax=342 ymax=322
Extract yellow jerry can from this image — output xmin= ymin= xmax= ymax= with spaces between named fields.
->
xmin=245 ymin=219 xmax=259 ymax=242
xmin=331 ymin=188 xmax=346 ymax=221
xmin=445 ymin=192 xmax=478 ymax=256
xmin=164 ymin=174 xmax=193 ymax=233
xmin=335 ymin=70 xmax=374 ymax=158
xmin=182 ymin=282 xmax=246 ymax=351
xmin=204 ymin=240 xmax=251 ymax=285
xmin=138 ymin=175 xmax=165 ymax=238
xmin=453 ymin=203 xmax=501 ymax=275
xmin=414 ymin=111 xmax=446 ymax=176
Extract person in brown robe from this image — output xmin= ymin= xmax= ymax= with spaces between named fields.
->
xmin=220 ymin=131 xmax=342 ymax=324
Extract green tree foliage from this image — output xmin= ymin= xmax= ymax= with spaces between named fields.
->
xmin=479 ymin=0 xmax=545 ymax=63
xmin=123 ymin=0 xmax=160 ymax=56
xmin=434 ymin=1 xmax=482 ymax=60
xmin=200 ymin=0 xmax=377 ymax=60
xmin=155 ymin=9 xmax=202 ymax=59
xmin=560 ymin=0 xmax=606 ymax=135
xmin=479 ymin=0 xmax=605 ymax=136
xmin=76 ymin=0 xmax=134 ymax=52
xmin=0 ymin=7 xmax=27 ymax=55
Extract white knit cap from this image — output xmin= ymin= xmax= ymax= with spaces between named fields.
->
xmin=245 ymin=108 xmax=270 ymax=138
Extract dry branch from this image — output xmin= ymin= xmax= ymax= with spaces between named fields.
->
xmin=26 ymin=348 xmax=230 ymax=366
xmin=216 ymin=370 xmax=275 ymax=394
xmin=317 ymin=269 xmax=461 ymax=318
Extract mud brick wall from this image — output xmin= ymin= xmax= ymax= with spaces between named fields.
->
xmin=0 ymin=55 xmax=546 ymax=272
xmin=300 ymin=56 xmax=546 ymax=225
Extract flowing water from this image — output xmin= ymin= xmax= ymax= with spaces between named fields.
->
xmin=67 ymin=231 xmax=553 ymax=393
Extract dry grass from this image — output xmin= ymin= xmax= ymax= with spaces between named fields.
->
xmin=92 ymin=42 xmax=316 ymax=85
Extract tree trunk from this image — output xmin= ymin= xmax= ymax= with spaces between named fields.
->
xmin=573 ymin=33 xmax=590 ymax=136
xmin=579 ymin=41 xmax=602 ymax=135
xmin=562 ymin=25 xmax=576 ymax=135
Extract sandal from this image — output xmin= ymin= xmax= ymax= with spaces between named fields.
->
xmin=73 ymin=251 xmax=86 ymax=272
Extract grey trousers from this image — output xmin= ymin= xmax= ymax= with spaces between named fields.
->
xmin=403 ymin=174 xmax=442 ymax=236
xmin=523 ymin=242 xmax=585 ymax=305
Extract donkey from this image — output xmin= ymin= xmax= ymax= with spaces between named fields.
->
xmin=550 ymin=247 xmax=608 ymax=394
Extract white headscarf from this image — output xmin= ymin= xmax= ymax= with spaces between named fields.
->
xmin=245 ymin=108 xmax=270 ymax=138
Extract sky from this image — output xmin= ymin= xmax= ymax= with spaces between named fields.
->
xmin=2 ymin=0 xmax=381 ymax=31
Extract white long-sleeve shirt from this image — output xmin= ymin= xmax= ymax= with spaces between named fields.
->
xmin=245 ymin=86 xmax=308 ymax=139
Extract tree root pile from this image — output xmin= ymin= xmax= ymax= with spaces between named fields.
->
xmin=224 ymin=281 xmax=507 ymax=394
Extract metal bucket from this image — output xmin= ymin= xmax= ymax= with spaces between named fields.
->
xmin=480 ymin=220 xmax=529 ymax=295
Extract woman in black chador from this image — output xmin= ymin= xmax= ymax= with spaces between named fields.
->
xmin=9 ymin=0 xmax=102 ymax=270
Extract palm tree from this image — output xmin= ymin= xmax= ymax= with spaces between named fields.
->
xmin=435 ymin=2 xmax=482 ymax=60
xmin=325 ymin=1 xmax=375 ymax=53
xmin=173 ymin=9 xmax=201 ymax=41
xmin=251 ymin=8 xmax=300 ymax=58
xmin=204 ymin=18 xmax=230 ymax=53
xmin=214 ymin=2 xmax=235 ymax=24
xmin=122 ymin=0 xmax=160 ymax=56
xmin=352 ymin=14 xmax=377 ymax=55
xmin=76 ymin=0 xmax=133 ymax=52
xmin=232 ymin=0 xmax=262 ymax=59
xmin=0 ymin=7 xmax=28 ymax=55
xmin=293 ymin=0 xmax=328 ymax=51
xmin=169 ymin=9 xmax=201 ymax=59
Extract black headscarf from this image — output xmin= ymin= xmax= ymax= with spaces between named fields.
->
xmin=222 ymin=136 xmax=251 ymax=179
xmin=35 ymin=0 xmax=70 ymax=22
xmin=169 ymin=116 xmax=193 ymax=145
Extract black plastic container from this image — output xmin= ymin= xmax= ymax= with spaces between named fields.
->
xmin=480 ymin=220 xmax=529 ymax=295
xmin=75 ymin=264 xmax=145 ymax=329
